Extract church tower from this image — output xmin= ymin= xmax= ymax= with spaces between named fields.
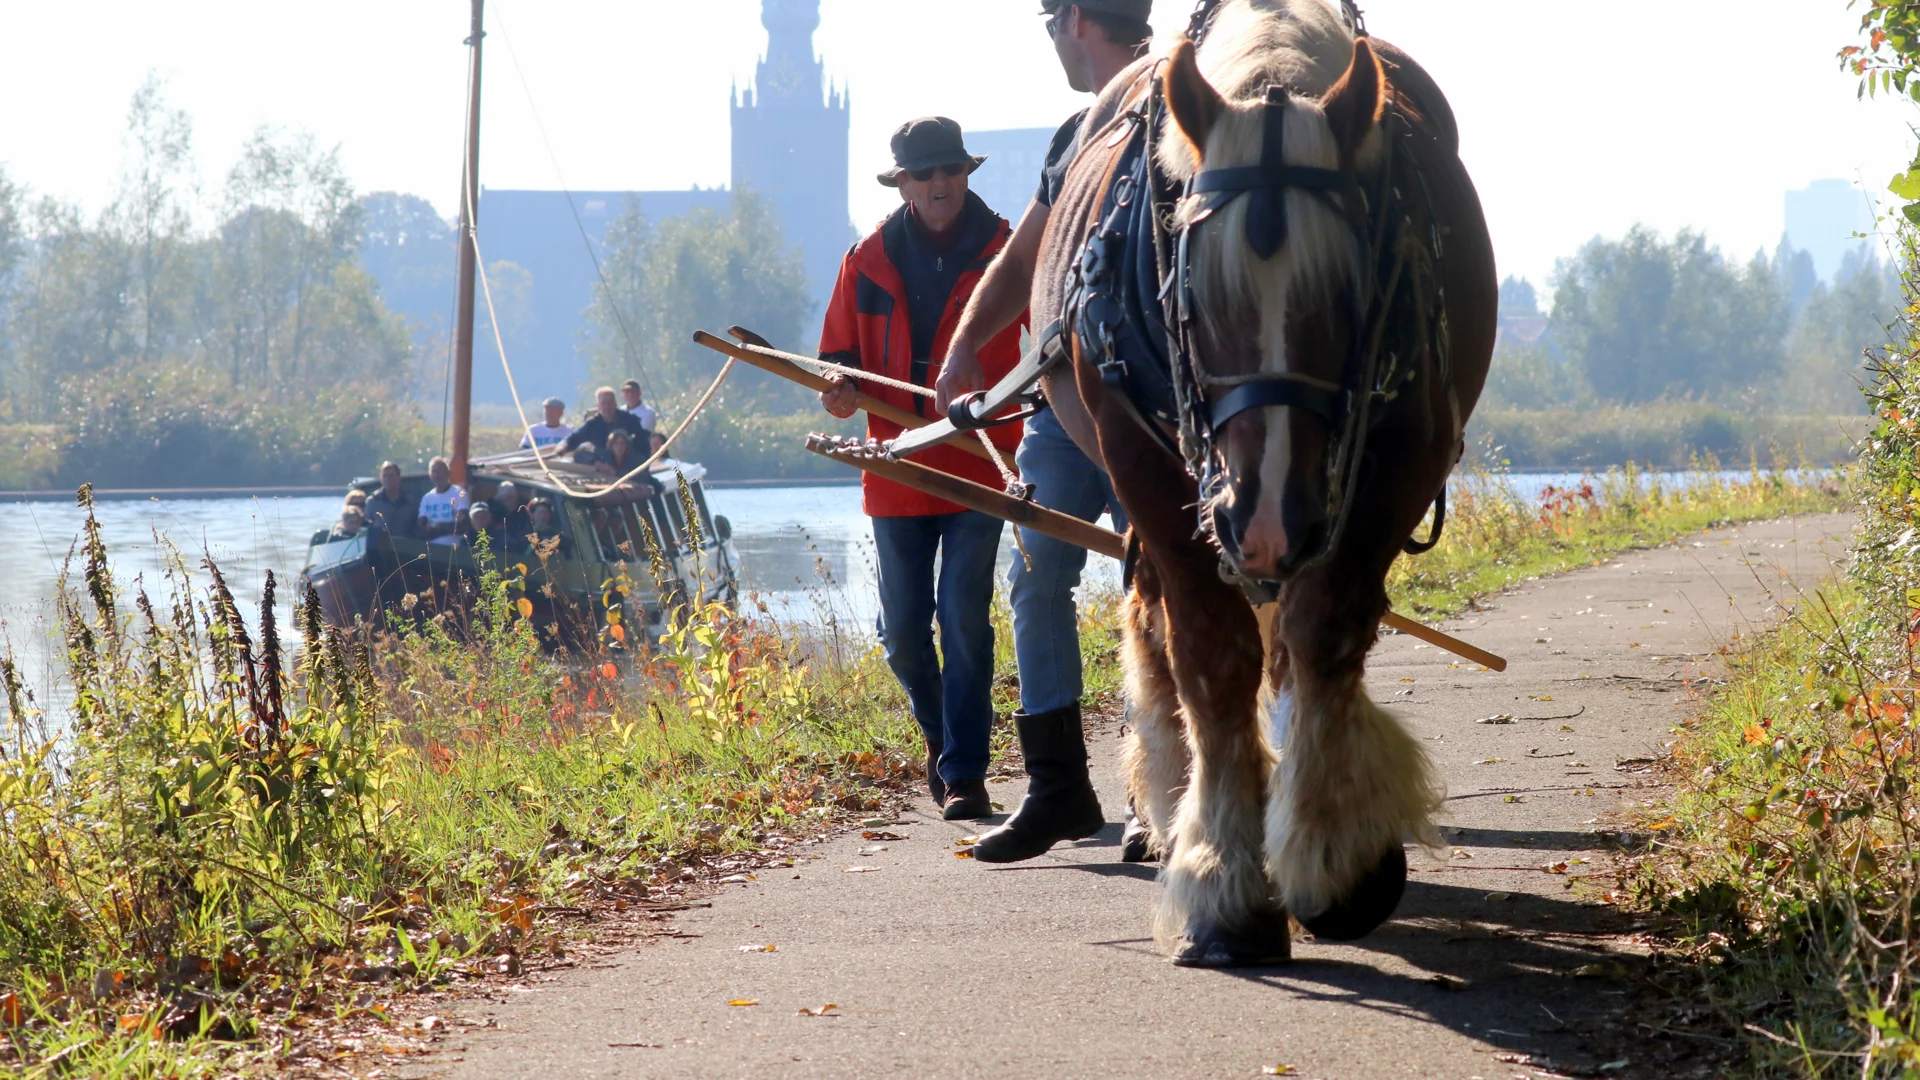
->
xmin=732 ymin=0 xmax=852 ymax=311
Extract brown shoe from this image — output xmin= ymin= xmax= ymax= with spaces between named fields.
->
xmin=942 ymin=778 xmax=993 ymax=821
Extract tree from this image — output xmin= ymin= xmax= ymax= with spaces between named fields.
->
xmin=115 ymin=72 xmax=194 ymax=365
xmin=1779 ymin=248 xmax=1901 ymax=413
xmin=1550 ymin=226 xmax=1788 ymax=404
xmin=584 ymin=191 xmax=811 ymax=417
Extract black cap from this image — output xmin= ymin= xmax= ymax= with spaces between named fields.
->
xmin=877 ymin=117 xmax=987 ymax=188
xmin=1039 ymin=0 xmax=1153 ymax=19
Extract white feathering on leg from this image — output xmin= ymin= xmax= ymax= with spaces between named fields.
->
xmin=1266 ymin=686 xmax=1443 ymax=918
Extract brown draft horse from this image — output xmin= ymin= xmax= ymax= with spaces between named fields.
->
xmin=1035 ymin=0 xmax=1495 ymax=966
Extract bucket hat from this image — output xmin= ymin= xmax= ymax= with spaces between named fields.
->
xmin=877 ymin=117 xmax=986 ymax=188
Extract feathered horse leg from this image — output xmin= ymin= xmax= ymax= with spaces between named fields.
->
xmin=1117 ymin=558 xmax=1189 ymax=862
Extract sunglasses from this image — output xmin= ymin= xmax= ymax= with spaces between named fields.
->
xmin=907 ymin=162 xmax=969 ymax=182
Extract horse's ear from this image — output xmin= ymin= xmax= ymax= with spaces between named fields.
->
xmin=1164 ymin=39 xmax=1224 ymax=163
xmin=1321 ymin=36 xmax=1385 ymax=163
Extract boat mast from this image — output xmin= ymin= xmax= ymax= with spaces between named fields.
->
xmin=450 ymin=0 xmax=484 ymax=487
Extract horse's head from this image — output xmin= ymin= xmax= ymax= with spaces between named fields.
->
xmin=1160 ymin=34 xmax=1385 ymax=582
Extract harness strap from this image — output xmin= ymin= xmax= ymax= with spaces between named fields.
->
xmin=1209 ymin=377 xmax=1348 ymax=431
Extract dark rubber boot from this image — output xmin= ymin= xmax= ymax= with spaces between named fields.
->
xmin=942 ymin=778 xmax=993 ymax=821
xmin=971 ymin=705 xmax=1105 ymax=863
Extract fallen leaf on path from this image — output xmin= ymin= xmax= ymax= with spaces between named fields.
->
xmin=955 ymin=836 xmax=979 ymax=846
xmin=1485 ymin=891 xmax=1513 ymax=901
xmin=1503 ymin=795 xmax=1526 ymax=803
xmin=607 ymin=1042 xmax=663 ymax=1048
xmin=1429 ymin=974 xmax=1465 ymax=991
xmin=1260 ymin=1067 xmax=1297 ymax=1076
xmin=954 ymin=850 xmax=974 ymax=859
xmin=797 ymin=1004 xmax=840 ymax=1017
xmin=1473 ymin=758 xmax=1508 ymax=765
xmin=727 ymin=999 xmax=760 ymax=1007
xmin=843 ymin=866 xmax=880 ymax=874
xmin=858 ymin=846 xmax=888 ymax=855
xmin=858 ymin=818 xmax=891 ymax=828
xmin=1477 ymin=715 xmax=1517 ymax=725
xmin=861 ymin=831 xmax=906 ymax=841
xmin=719 ymin=874 xmax=753 ymax=884
xmin=737 ymin=944 xmax=776 ymax=953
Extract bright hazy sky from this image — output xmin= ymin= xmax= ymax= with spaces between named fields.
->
xmin=0 ymin=1 xmax=1910 ymax=291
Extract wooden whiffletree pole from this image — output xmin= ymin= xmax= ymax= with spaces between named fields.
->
xmin=689 ymin=326 xmax=1505 ymax=672
xmin=449 ymin=0 xmax=484 ymax=488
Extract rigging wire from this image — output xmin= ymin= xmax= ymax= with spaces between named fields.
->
xmin=489 ymin=0 xmax=655 ymax=402
xmin=463 ymin=171 xmax=732 ymax=500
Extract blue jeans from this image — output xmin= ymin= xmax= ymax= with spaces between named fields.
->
xmin=1008 ymin=406 xmax=1130 ymax=715
xmin=873 ymin=510 xmax=1007 ymax=784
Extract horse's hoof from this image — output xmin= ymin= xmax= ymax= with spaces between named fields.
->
xmin=1171 ymin=912 xmax=1293 ymax=968
xmin=1297 ymin=845 xmax=1408 ymax=942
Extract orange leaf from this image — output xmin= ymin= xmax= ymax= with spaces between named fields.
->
xmin=516 ymin=598 xmax=534 ymax=619
xmin=610 ymin=624 xmax=626 ymax=643
xmin=727 ymin=999 xmax=759 ymax=1007
xmin=0 ymin=992 xmax=19 ymax=1025
xmin=1744 ymin=725 xmax=1768 ymax=746
xmin=118 ymin=1013 xmax=149 ymax=1032
xmin=600 ymin=663 xmax=619 ymax=680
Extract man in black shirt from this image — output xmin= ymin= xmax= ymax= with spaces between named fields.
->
xmin=557 ymin=387 xmax=646 ymax=457
xmin=936 ymin=0 xmax=1155 ymax=865
xmin=363 ymin=462 xmax=417 ymax=538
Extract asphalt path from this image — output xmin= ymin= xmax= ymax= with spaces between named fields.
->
xmin=410 ymin=514 xmax=1853 ymax=1080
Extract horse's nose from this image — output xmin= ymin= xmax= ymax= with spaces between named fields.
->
xmin=1235 ymin=491 xmax=1327 ymax=580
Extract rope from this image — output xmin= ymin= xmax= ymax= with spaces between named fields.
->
xmin=462 ymin=177 xmax=734 ymax=501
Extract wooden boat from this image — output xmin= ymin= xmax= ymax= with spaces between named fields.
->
xmin=297 ymin=0 xmax=740 ymax=642
xmin=298 ymin=454 xmax=738 ymax=643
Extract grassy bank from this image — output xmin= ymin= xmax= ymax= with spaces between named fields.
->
xmin=1474 ymin=406 xmax=1865 ymax=470
xmin=1624 ymin=584 xmax=1909 ymax=1076
xmin=0 ymin=463 xmax=1841 ymax=1076
xmin=1386 ymin=464 xmax=1848 ymax=617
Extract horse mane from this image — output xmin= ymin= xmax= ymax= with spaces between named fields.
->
xmin=1159 ymin=0 xmax=1370 ymax=377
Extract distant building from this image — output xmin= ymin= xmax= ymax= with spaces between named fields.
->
xmin=963 ymin=127 xmax=1057 ymax=226
xmin=1785 ymin=179 xmax=1875 ymax=282
xmin=387 ymin=0 xmax=853 ymax=406
xmin=732 ymin=0 xmax=852 ymax=302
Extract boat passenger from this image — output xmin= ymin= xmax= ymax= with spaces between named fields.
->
xmin=417 ymin=456 xmax=469 ymax=546
xmin=329 ymin=505 xmax=366 ymax=540
xmin=364 ymin=462 xmax=417 ymax=538
xmin=520 ymin=397 xmax=574 ymax=450
xmin=558 ymin=387 xmax=646 ymax=457
xmin=492 ymin=481 xmax=530 ymax=534
xmin=620 ymin=379 xmax=658 ymax=437
xmin=594 ymin=430 xmax=665 ymax=499
xmin=466 ymin=502 xmax=506 ymax=555
xmin=343 ymin=489 xmax=368 ymax=511
xmin=516 ymin=498 xmax=572 ymax=559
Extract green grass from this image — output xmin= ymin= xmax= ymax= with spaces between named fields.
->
xmin=1622 ymin=584 xmax=1920 ymax=1077
xmin=1387 ymin=463 xmax=1849 ymax=617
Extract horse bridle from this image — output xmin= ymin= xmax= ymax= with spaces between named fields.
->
xmin=1165 ymin=74 xmax=1407 ymax=585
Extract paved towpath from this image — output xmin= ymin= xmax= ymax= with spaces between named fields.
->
xmin=410 ymin=514 xmax=1853 ymax=1080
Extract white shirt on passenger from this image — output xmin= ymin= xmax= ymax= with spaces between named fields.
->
xmin=626 ymin=404 xmax=658 ymax=432
xmin=418 ymin=485 xmax=469 ymax=546
xmin=521 ymin=422 xmax=574 ymax=449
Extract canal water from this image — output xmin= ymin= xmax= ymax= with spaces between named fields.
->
xmin=0 ymin=470 xmax=1771 ymax=691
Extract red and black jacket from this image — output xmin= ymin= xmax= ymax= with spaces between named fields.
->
xmin=818 ymin=194 xmax=1026 ymax=518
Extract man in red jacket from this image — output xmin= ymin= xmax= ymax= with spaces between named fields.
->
xmin=819 ymin=116 xmax=1026 ymax=822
